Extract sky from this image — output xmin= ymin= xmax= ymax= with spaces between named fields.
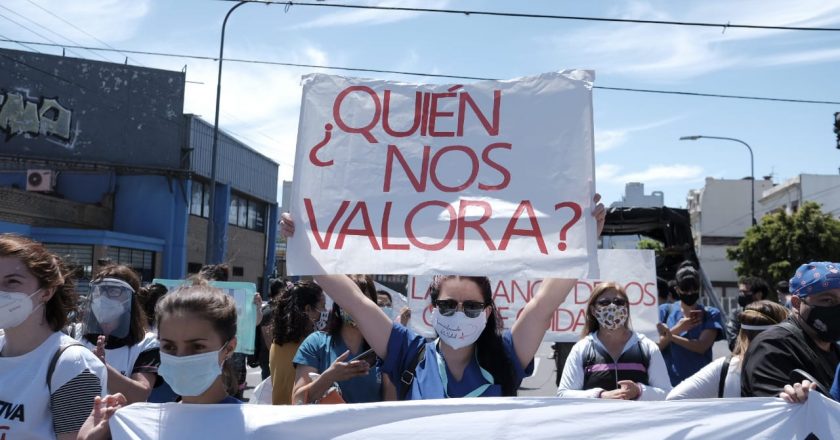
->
xmin=1 ymin=0 xmax=838 ymax=208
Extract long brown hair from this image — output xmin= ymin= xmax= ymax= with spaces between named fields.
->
xmin=581 ymin=282 xmax=632 ymax=338
xmin=0 ymin=234 xmax=76 ymax=332
xmin=427 ymin=275 xmax=516 ymax=396
xmin=156 ymin=280 xmax=239 ymax=395
xmin=92 ymin=264 xmax=148 ymax=345
xmin=733 ymin=300 xmax=788 ymax=357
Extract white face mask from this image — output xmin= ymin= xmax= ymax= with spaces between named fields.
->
xmin=432 ymin=308 xmax=487 ymax=350
xmin=91 ymin=296 xmax=128 ymax=324
xmin=315 ymin=309 xmax=330 ymax=331
xmin=0 ymin=289 xmax=42 ymax=330
xmin=158 ymin=343 xmax=228 ymax=397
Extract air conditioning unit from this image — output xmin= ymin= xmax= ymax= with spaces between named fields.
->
xmin=26 ymin=169 xmax=55 ymax=192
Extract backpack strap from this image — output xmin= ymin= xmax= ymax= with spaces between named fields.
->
xmin=718 ymin=355 xmax=733 ymax=398
xmin=47 ymin=342 xmax=85 ymax=393
xmin=399 ymin=344 xmax=426 ymax=400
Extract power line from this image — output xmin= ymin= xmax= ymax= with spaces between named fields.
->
xmin=0 ymin=4 xmax=108 ymax=62
xmin=22 ymin=0 xmax=140 ymax=65
xmin=225 ymin=0 xmax=840 ymax=32
xmin=0 ymin=32 xmax=41 ymax=53
xmin=1 ymin=37 xmax=839 ymax=106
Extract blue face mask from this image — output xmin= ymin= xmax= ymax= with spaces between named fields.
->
xmin=158 ymin=343 xmax=228 ymax=397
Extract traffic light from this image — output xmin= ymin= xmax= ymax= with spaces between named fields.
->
xmin=835 ymin=112 xmax=840 ymax=149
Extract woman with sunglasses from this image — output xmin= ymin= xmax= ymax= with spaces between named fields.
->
xmin=556 ymin=283 xmax=672 ymax=400
xmin=279 ymin=195 xmax=605 ymax=399
xmin=75 ymin=264 xmax=160 ymax=404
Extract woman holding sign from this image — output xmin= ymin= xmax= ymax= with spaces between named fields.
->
xmin=279 ymin=195 xmax=605 ymax=399
xmin=556 ymin=283 xmax=671 ymax=400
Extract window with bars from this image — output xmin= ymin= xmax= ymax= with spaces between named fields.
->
xmin=106 ymin=247 xmax=156 ymax=283
xmin=44 ymin=243 xmax=94 ymax=295
xmin=229 ymin=194 xmax=267 ymax=232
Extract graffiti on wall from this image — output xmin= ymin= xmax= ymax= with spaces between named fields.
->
xmin=0 ymin=90 xmax=75 ymax=148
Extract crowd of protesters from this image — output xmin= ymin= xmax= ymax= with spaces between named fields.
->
xmin=2 ymin=193 xmax=839 ymax=437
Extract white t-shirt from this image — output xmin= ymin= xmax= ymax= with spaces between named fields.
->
xmin=666 ymin=355 xmax=742 ymax=400
xmin=78 ymin=330 xmax=159 ymax=379
xmin=0 ymin=331 xmax=108 ymax=439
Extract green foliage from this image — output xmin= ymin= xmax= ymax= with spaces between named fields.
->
xmin=637 ymin=238 xmax=664 ymax=255
xmin=726 ymin=202 xmax=840 ymax=285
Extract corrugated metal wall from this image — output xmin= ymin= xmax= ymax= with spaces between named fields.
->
xmin=187 ymin=115 xmax=278 ymax=202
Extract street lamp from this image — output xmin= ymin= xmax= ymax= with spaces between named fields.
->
xmin=680 ymin=135 xmax=756 ymax=226
xmin=205 ymin=0 xmax=249 ymax=264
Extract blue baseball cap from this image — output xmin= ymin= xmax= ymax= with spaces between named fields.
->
xmin=789 ymin=262 xmax=840 ymax=297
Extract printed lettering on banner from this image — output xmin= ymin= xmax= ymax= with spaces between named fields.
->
xmin=406 ymin=249 xmax=658 ymax=342
xmin=288 ymin=72 xmax=598 ymax=278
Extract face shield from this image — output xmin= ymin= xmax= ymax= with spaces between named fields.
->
xmin=82 ymin=277 xmax=134 ymax=339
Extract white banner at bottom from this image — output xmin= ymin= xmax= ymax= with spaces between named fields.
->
xmin=111 ymin=395 xmax=840 ymax=439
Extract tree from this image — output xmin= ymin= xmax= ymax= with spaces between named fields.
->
xmin=637 ymin=238 xmax=664 ymax=256
xmin=726 ymin=202 xmax=840 ymax=285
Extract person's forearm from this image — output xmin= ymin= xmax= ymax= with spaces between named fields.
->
xmin=293 ymin=370 xmax=335 ymax=404
xmin=105 ymin=366 xmax=151 ymax=404
xmin=512 ymin=278 xmax=575 ymax=367
xmin=669 ymin=335 xmax=712 ymax=354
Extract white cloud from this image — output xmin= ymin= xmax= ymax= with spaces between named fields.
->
xmin=755 ymin=48 xmax=840 ymax=67
xmin=291 ymin=0 xmax=451 ymax=29
xmin=548 ymin=1 xmax=840 ymax=80
xmin=595 ymin=116 xmax=683 ymax=152
xmin=4 ymin=0 xmax=151 ymax=44
xmin=598 ymin=163 xmax=704 ymax=184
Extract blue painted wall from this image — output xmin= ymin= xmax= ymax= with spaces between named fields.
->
xmin=112 ymin=175 xmax=189 ymax=278
xmin=211 ymin=183 xmax=231 ymax=265
xmin=55 ymin=172 xmax=114 ymax=204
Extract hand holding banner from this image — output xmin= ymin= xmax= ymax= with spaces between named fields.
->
xmin=288 ymin=72 xmax=597 ymax=278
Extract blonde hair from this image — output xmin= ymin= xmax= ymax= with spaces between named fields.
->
xmin=733 ymin=300 xmax=788 ymax=356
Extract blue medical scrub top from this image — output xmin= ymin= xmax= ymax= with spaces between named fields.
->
xmin=659 ymin=302 xmax=724 ymax=385
xmin=381 ymin=323 xmax=533 ymax=399
xmin=293 ymin=331 xmax=382 ymax=403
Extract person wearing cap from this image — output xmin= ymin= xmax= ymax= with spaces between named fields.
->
xmin=658 ymin=263 xmax=725 ymax=386
xmin=725 ymin=276 xmax=770 ymax=351
xmin=741 ymin=262 xmax=840 ymax=397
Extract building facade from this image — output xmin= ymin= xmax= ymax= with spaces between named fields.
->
xmin=686 ymin=177 xmax=775 ymax=311
xmin=0 ymin=48 xmax=278 ymax=292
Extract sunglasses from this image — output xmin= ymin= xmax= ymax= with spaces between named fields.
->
xmin=433 ymin=299 xmax=487 ymax=318
xmin=596 ymin=298 xmax=628 ymax=307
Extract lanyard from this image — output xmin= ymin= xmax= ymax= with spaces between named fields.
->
xmin=434 ymin=339 xmax=495 ymax=398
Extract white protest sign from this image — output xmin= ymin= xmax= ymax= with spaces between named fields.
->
xmin=288 ymin=72 xmax=597 ymax=279
xmin=111 ymin=394 xmax=840 ymax=440
xmin=405 ymin=249 xmax=657 ymax=342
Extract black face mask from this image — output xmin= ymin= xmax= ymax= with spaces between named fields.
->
xmin=803 ymin=303 xmax=840 ymax=342
xmin=680 ymin=293 xmax=700 ymax=306
xmin=737 ymin=294 xmax=754 ymax=308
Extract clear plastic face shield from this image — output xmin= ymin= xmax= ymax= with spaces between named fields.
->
xmin=83 ymin=277 xmax=134 ymax=339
